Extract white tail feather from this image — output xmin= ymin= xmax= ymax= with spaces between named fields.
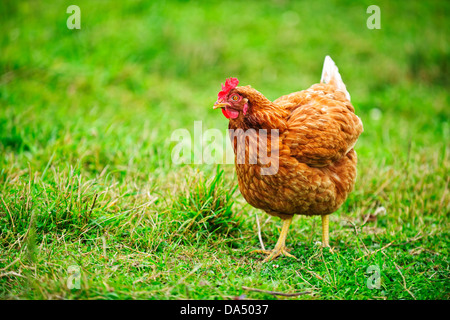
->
xmin=320 ymin=55 xmax=351 ymax=101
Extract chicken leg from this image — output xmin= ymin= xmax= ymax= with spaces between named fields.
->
xmin=252 ymin=216 xmax=297 ymax=262
xmin=321 ymin=214 xmax=333 ymax=251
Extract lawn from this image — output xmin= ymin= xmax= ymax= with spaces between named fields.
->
xmin=0 ymin=0 xmax=448 ymax=300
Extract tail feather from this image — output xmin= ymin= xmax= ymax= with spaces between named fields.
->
xmin=320 ymin=55 xmax=351 ymax=101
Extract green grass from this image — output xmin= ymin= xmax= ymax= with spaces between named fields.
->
xmin=0 ymin=0 xmax=449 ymax=300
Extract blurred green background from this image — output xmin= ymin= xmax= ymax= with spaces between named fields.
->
xmin=1 ymin=0 xmax=448 ymax=169
xmin=0 ymin=0 xmax=448 ymax=300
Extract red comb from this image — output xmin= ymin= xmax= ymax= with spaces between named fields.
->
xmin=218 ymin=78 xmax=239 ymax=100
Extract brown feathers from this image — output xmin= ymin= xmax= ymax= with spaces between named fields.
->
xmin=227 ymin=82 xmax=363 ymax=219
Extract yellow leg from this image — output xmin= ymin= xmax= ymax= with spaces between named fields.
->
xmin=321 ymin=215 xmax=333 ymax=251
xmin=252 ymin=216 xmax=297 ymax=262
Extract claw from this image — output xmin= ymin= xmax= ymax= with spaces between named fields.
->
xmin=322 ymin=245 xmax=335 ymax=254
xmin=252 ymin=246 xmax=298 ymax=262
xmin=251 ymin=217 xmax=297 ymax=262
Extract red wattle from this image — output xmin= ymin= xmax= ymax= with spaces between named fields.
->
xmin=221 ymin=108 xmax=230 ymax=119
xmin=222 ymin=107 xmax=239 ymax=119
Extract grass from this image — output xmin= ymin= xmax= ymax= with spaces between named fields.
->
xmin=0 ymin=0 xmax=449 ymax=300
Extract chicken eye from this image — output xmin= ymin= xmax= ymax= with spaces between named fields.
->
xmin=231 ymin=94 xmax=240 ymax=101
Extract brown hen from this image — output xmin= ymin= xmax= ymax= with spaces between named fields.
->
xmin=213 ymin=56 xmax=363 ymax=261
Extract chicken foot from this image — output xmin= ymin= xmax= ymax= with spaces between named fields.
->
xmin=321 ymin=214 xmax=334 ymax=253
xmin=252 ymin=216 xmax=298 ymax=262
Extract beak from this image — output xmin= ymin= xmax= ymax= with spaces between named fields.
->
xmin=213 ymin=101 xmax=230 ymax=109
